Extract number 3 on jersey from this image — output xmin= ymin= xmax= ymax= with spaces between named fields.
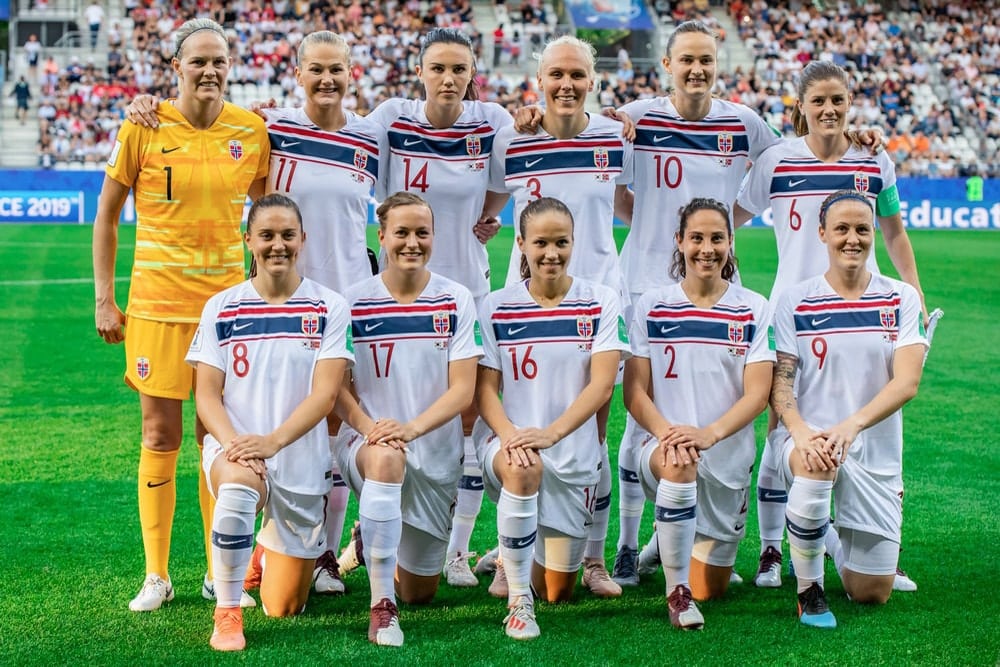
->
xmin=402 ymin=157 xmax=429 ymax=193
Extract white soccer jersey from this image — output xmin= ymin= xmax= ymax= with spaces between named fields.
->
xmin=630 ymin=283 xmax=774 ymax=489
xmin=479 ymin=278 xmax=630 ymax=486
xmin=772 ymin=274 xmax=926 ymax=476
xmin=489 ymin=114 xmax=634 ymax=294
xmin=366 ymin=99 xmax=513 ymax=298
xmin=737 ymin=137 xmax=896 ymax=297
xmin=263 ymin=107 xmax=386 ymax=294
xmin=618 ymin=97 xmax=779 ymax=295
xmin=342 ymin=272 xmax=482 ymax=537
xmin=186 ymin=278 xmax=354 ymax=495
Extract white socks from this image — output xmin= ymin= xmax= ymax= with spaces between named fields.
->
xmin=211 ymin=483 xmax=259 ymax=608
xmin=617 ymin=418 xmax=645 ymax=551
xmin=447 ymin=436 xmax=483 ymax=558
xmin=497 ymin=488 xmax=538 ymax=600
xmin=359 ymin=479 xmax=403 ymax=606
xmin=786 ymin=477 xmax=832 ymax=593
xmin=584 ymin=442 xmax=612 ymax=560
xmin=654 ymin=480 xmax=697 ymax=591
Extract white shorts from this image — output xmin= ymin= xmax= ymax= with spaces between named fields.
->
xmin=639 ymin=436 xmax=748 ymax=566
xmin=397 ymin=522 xmax=449 ymax=577
xmin=767 ymin=429 xmax=903 ymax=542
xmin=203 ymin=437 xmax=326 ymax=559
xmin=837 ymin=526 xmax=899 ymax=576
xmin=533 ymin=524 xmax=586 ymax=573
xmin=478 ymin=426 xmax=596 ymax=540
xmin=334 ymin=429 xmax=458 ymax=544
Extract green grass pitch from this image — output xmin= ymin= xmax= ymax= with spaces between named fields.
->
xmin=0 ymin=224 xmax=997 ymax=665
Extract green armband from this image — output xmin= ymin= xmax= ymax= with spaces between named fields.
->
xmin=876 ymin=184 xmax=900 ymax=217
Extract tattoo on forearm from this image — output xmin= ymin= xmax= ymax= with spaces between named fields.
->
xmin=770 ymin=352 xmax=799 ymax=418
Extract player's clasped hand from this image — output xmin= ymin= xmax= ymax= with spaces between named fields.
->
xmin=658 ymin=434 xmax=700 ymax=468
xmin=95 ymin=301 xmax=126 ymax=344
xmin=790 ymin=426 xmax=838 ymax=473
xmin=365 ymin=418 xmax=412 ymax=450
xmin=473 ymin=216 xmax=502 ymax=244
xmin=501 ymin=427 xmax=555 ymax=467
xmin=228 ymin=433 xmax=282 ymax=461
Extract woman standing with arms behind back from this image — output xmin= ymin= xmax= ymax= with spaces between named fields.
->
xmin=92 ymin=18 xmax=269 ymax=612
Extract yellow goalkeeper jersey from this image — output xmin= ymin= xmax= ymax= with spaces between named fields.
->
xmin=107 ymin=100 xmax=269 ymax=322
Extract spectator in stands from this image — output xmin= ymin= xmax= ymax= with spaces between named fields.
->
xmin=24 ymin=34 xmax=41 ymax=79
xmin=11 ymin=76 xmax=32 ymax=124
xmin=85 ymin=0 xmax=105 ymax=50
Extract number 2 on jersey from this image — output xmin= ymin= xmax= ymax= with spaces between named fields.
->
xmin=663 ymin=344 xmax=679 ymax=378
xmin=402 ymin=157 xmax=429 ymax=193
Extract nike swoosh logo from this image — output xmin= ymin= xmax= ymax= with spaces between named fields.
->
xmin=660 ymin=325 xmax=680 ymax=334
xmin=788 ymin=178 xmax=807 ymax=187
xmin=811 ymin=317 xmax=831 ymax=326
xmin=507 ymin=325 xmax=527 ymax=335
xmin=660 ymin=510 xmax=690 ymax=520
xmin=280 ymin=140 xmax=300 ymax=148
xmin=525 ymin=158 xmax=543 ymax=168
xmin=652 ymin=134 xmax=672 ymax=143
xmin=146 ymin=479 xmax=171 ymax=488
xmin=403 ymin=138 xmax=422 ymax=146
xmin=364 ymin=322 xmax=384 ymax=332
xmin=216 ymin=538 xmax=244 ymax=546
xmin=161 ymin=146 xmax=180 ymax=153
xmin=233 ymin=322 xmax=253 ymax=331
xmin=760 ymin=490 xmax=786 ymax=501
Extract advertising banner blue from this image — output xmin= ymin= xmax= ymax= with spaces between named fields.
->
xmin=566 ymin=0 xmax=656 ymax=30
xmin=0 ymin=190 xmax=85 ymax=223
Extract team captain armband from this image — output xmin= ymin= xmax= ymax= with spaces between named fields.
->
xmin=876 ymin=184 xmax=901 ymax=217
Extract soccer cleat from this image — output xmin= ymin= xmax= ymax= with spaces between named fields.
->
xmin=729 ymin=570 xmax=744 ymax=585
xmin=338 ymin=521 xmax=364 ymax=574
xmin=797 ymin=582 xmax=837 ymax=628
xmin=443 ymin=552 xmax=479 ymax=587
xmin=754 ymin=546 xmax=783 ymax=588
xmin=129 ymin=574 xmax=174 ymax=612
xmin=474 ymin=546 xmax=500 ymax=575
xmin=667 ymin=585 xmax=704 ymax=630
xmin=202 ymin=573 xmax=257 ymax=608
xmin=243 ymin=544 xmax=264 ymax=591
xmin=488 ymin=559 xmax=509 ymax=598
xmin=209 ymin=607 xmax=246 ymax=651
xmin=637 ymin=538 xmax=660 ymax=576
xmin=504 ymin=595 xmax=540 ymax=640
xmin=313 ymin=550 xmax=346 ymax=595
xmin=368 ymin=598 xmax=404 ymax=647
xmin=611 ymin=545 xmax=640 ymax=587
xmin=582 ymin=560 xmax=623 ymax=598
xmin=893 ymin=566 xmax=917 ymax=592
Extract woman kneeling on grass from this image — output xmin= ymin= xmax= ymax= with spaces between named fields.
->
xmin=767 ymin=190 xmax=926 ymax=628
xmin=623 ymin=198 xmax=774 ymax=630
xmin=332 ymin=192 xmax=482 ymax=647
xmin=475 ymin=197 xmax=629 ymax=639
xmin=186 ymin=194 xmax=353 ymax=651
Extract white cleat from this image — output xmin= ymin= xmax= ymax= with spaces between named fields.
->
xmin=202 ymin=574 xmax=256 ymax=608
xmin=504 ymin=595 xmax=540 ymax=640
xmin=443 ymin=552 xmax=479 ymax=587
xmin=893 ymin=567 xmax=918 ymax=592
xmin=129 ymin=574 xmax=174 ymax=612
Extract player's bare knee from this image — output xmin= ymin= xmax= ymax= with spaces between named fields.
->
xmin=362 ymin=445 xmax=406 ymax=482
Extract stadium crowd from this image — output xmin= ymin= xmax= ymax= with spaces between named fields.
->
xmin=14 ymin=0 xmax=999 ymax=177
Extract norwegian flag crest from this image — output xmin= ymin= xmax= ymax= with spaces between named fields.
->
xmin=854 ymin=172 xmax=870 ymax=193
xmin=728 ymin=321 xmax=745 ymax=344
xmin=229 ymin=140 xmax=243 ymax=160
xmin=302 ymin=312 xmax=320 ymax=335
xmin=577 ymin=316 xmax=594 ymax=339
xmin=433 ymin=312 xmax=451 ymax=335
xmin=594 ymin=147 xmax=609 ymax=169
xmin=136 ymin=356 xmax=151 ymax=380
xmin=880 ymin=308 xmax=896 ymax=329
xmin=354 ymin=149 xmax=368 ymax=170
xmin=718 ymin=132 xmax=733 ymax=153
xmin=466 ymin=135 xmax=482 ymax=157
